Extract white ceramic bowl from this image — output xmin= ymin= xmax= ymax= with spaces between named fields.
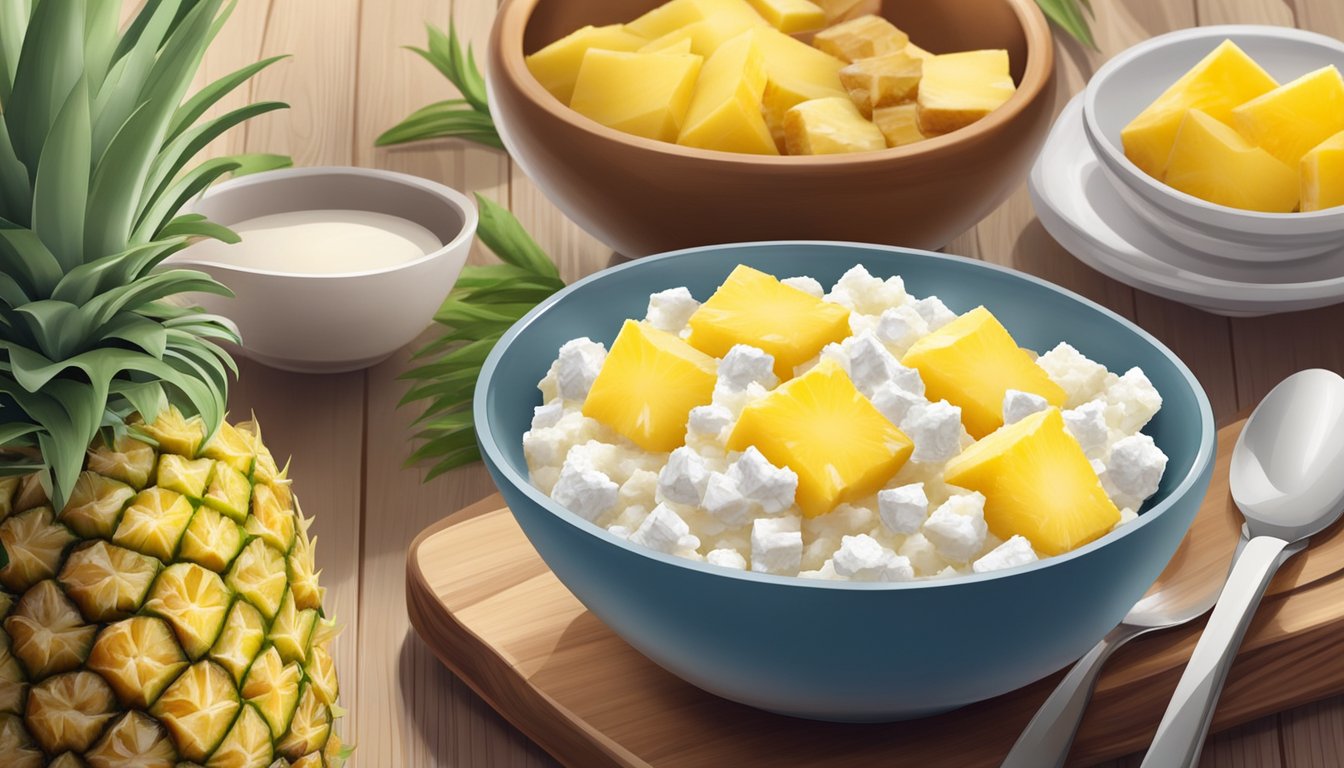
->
xmin=169 ymin=167 xmax=476 ymax=373
xmin=1083 ymin=25 xmax=1344 ymax=263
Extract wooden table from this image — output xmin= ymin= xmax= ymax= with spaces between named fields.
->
xmin=167 ymin=0 xmax=1344 ymax=764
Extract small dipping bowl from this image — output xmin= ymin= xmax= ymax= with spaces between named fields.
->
xmin=1083 ymin=25 xmax=1344 ymax=263
xmin=170 ymin=166 xmax=477 ymax=373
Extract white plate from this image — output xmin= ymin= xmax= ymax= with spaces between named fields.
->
xmin=1028 ymin=96 xmax=1344 ymax=317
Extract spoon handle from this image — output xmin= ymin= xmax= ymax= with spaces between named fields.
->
xmin=1001 ymin=622 xmax=1148 ymax=768
xmin=1140 ymin=535 xmax=1302 ymax=768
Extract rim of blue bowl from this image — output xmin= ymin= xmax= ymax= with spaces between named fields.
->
xmin=474 ymin=241 xmax=1217 ymax=590
xmin=1081 ymin=24 xmax=1344 ymax=233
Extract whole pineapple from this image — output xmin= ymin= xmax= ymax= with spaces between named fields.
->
xmin=0 ymin=1 xmax=343 ymax=766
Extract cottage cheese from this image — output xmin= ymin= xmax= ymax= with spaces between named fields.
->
xmin=524 ymin=270 xmax=1169 ymax=581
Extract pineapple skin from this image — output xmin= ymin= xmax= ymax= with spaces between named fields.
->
xmin=0 ymin=410 xmax=343 ymax=767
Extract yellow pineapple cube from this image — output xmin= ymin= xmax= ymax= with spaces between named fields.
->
xmin=525 ymin=25 xmax=648 ymax=104
xmin=626 ymin=0 xmax=716 ymax=39
xmin=1232 ymin=65 xmax=1344 ymax=167
xmin=640 ymin=36 xmax=695 ymax=54
xmin=729 ymin=359 xmax=913 ymax=516
xmin=784 ymin=96 xmax=886 ymax=154
xmin=901 ymin=306 xmax=1065 ymax=438
xmin=752 ymin=27 xmax=847 ymax=148
xmin=582 ymin=320 xmax=719 ymax=452
xmin=813 ymin=0 xmax=880 ymax=25
xmin=682 ymin=266 xmax=849 ymax=379
xmin=678 ymin=32 xmax=779 ymax=154
xmin=813 ymin=15 xmax=908 ymax=64
xmin=1121 ymin=40 xmax=1278 ymax=179
xmin=1303 ymin=130 xmax=1344 ymax=212
xmin=746 ymin=0 xmax=826 ymax=34
xmin=1164 ymin=109 xmax=1298 ymax=212
xmin=569 ymin=50 xmax=703 ymax=142
xmin=903 ymin=41 xmax=935 ymax=61
xmin=873 ymin=102 xmax=928 ymax=146
xmin=916 ymin=49 xmax=1015 ymax=134
xmin=687 ymin=264 xmax=851 ymax=378
xmin=944 ymin=408 xmax=1120 ymax=555
xmin=638 ymin=0 xmax=769 ymax=58
xmin=840 ymin=50 xmax=922 ymax=117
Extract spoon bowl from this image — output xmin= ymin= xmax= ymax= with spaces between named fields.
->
xmin=1231 ymin=369 xmax=1344 ymax=540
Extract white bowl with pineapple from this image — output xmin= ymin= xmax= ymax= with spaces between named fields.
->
xmin=524 ymin=263 xmax=1168 ymax=581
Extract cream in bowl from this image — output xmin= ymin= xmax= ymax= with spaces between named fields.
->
xmin=169 ymin=167 xmax=477 ymax=373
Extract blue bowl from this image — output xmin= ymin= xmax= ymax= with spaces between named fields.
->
xmin=474 ymin=242 xmax=1216 ymax=722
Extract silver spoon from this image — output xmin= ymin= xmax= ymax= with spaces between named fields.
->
xmin=1140 ymin=368 xmax=1344 ymax=768
xmin=1001 ymin=518 xmax=1227 ymax=768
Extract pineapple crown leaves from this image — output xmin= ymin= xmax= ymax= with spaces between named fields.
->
xmin=376 ymin=20 xmax=502 ymax=150
xmin=399 ymin=194 xmax=563 ymax=480
xmin=0 ymin=0 xmax=291 ymax=511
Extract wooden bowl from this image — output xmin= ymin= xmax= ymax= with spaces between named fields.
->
xmin=488 ymin=0 xmax=1056 ymax=257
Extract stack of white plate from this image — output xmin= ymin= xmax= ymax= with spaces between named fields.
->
xmin=1028 ymin=26 xmax=1344 ymax=317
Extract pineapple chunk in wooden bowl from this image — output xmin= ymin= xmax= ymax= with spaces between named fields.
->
xmin=473 ymin=242 xmax=1216 ymax=722
xmin=487 ymin=0 xmax=1055 ymax=257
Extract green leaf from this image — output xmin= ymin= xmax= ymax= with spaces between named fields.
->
xmin=0 ymin=115 xmax=34 ymax=227
xmin=378 ymin=20 xmax=500 ymax=151
xmin=0 ymin=0 xmax=33 ymax=106
xmin=5 ymin=0 xmax=85 ymax=180
xmin=157 ymin=213 xmax=240 ymax=243
xmin=31 ymin=77 xmax=91 ymax=271
xmin=132 ymin=156 xmax=242 ymax=243
xmin=1035 ymin=0 xmax=1095 ymax=48
xmin=474 ymin=195 xmax=559 ymax=278
xmin=375 ymin=100 xmax=503 ymax=149
xmin=224 ymin=152 xmax=292 ymax=178
xmin=168 ymin=54 xmax=289 ymax=141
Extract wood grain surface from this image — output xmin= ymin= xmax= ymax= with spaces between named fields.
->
xmin=138 ymin=0 xmax=1344 ymax=764
xmin=403 ymin=421 xmax=1344 ymax=767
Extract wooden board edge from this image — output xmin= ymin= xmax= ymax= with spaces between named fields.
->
xmin=406 ymin=497 xmax=646 ymax=768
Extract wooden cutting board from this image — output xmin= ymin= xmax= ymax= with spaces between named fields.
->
xmin=406 ymin=418 xmax=1344 ymax=767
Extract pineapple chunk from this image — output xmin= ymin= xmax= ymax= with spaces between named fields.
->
xmin=1164 ymin=109 xmax=1299 ymax=213
xmin=904 ymin=41 xmax=935 ymax=61
xmin=210 ymin=601 xmax=267 ymax=685
xmin=902 ymin=306 xmax=1065 ymax=438
xmin=583 ymin=320 xmax=719 ymax=452
xmin=752 ymin=27 xmax=847 ymax=147
xmin=945 ymin=408 xmax=1120 ymax=555
xmin=640 ymin=36 xmax=695 ymax=54
xmin=1232 ymin=65 xmax=1344 ymax=167
xmin=525 ymin=25 xmax=648 ymax=104
xmin=916 ymin=49 xmax=1015 ymax=134
xmin=746 ymin=0 xmax=825 ymax=34
xmin=813 ymin=0 xmax=880 ymax=25
xmin=569 ymin=50 xmax=704 ymax=142
xmin=626 ymin=0 xmax=717 ymax=39
xmin=813 ymin=15 xmax=908 ymax=64
xmin=679 ymin=32 xmax=779 ymax=154
xmin=638 ymin=0 xmax=769 ymax=58
xmin=784 ymin=96 xmax=886 ymax=154
xmin=1 ymin=507 xmax=77 ymax=592
xmin=227 ymin=538 xmax=289 ymax=620
xmin=728 ymin=359 xmax=913 ymax=516
xmin=873 ymin=102 xmax=928 ymax=146
xmin=1121 ymin=40 xmax=1278 ymax=179
xmin=87 ymin=617 xmax=189 ymax=708
xmin=840 ymin=50 xmax=922 ymax=117
xmin=686 ymin=264 xmax=851 ymax=378
xmin=1303 ymin=130 xmax=1344 ymax=212
xmin=86 ymin=435 xmax=157 ymax=489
